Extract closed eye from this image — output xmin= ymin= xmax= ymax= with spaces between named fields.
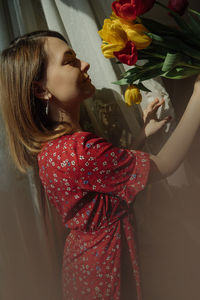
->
xmin=63 ymin=55 xmax=78 ymax=65
xmin=63 ymin=59 xmax=76 ymax=65
xmin=63 ymin=57 xmax=80 ymax=67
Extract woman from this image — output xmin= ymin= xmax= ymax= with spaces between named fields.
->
xmin=0 ymin=30 xmax=200 ymax=300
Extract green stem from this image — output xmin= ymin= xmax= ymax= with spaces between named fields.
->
xmin=136 ymin=17 xmax=142 ymax=23
xmin=180 ymin=63 xmax=200 ymax=70
xmin=140 ymin=50 xmax=165 ymax=59
xmin=189 ymin=9 xmax=200 ymax=17
xmin=155 ymin=1 xmax=170 ymax=11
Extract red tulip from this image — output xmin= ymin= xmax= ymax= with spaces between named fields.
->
xmin=168 ymin=0 xmax=189 ymax=16
xmin=113 ymin=41 xmax=138 ymax=65
xmin=112 ymin=0 xmax=156 ymax=21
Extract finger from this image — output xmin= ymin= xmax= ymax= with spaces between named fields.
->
xmin=159 ymin=116 xmax=172 ymax=126
xmin=154 ymin=98 xmax=165 ymax=108
xmin=145 ymin=98 xmax=158 ymax=110
xmin=144 ymin=99 xmax=159 ymax=117
xmin=155 ymin=120 xmax=168 ymax=131
xmin=144 ymin=98 xmax=165 ymax=121
xmin=152 ymin=98 xmax=165 ymax=112
xmin=149 ymin=98 xmax=159 ymax=110
xmin=147 ymin=98 xmax=164 ymax=113
xmin=164 ymin=115 xmax=172 ymax=122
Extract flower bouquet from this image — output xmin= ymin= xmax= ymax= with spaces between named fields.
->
xmin=98 ymin=0 xmax=200 ymax=105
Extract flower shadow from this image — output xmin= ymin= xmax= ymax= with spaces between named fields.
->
xmin=80 ymin=87 xmax=143 ymax=148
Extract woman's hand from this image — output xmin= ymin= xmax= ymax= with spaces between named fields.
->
xmin=130 ymin=98 xmax=172 ymax=150
xmin=143 ymin=98 xmax=172 ymax=138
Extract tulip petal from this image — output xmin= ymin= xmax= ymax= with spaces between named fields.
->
xmin=98 ymin=19 xmax=127 ymax=45
xmin=168 ymin=0 xmax=189 ymax=16
xmin=101 ymin=43 xmax=124 ymax=58
xmin=120 ymin=22 xmax=152 ymax=49
xmin=125 ymin=85 xmax=142 ymax=105
xmin=114 ymin=41 xmax=138 ymax=65
xmin=112 ymin=1 xmax=137 ymax=20
xmin=98 ymin=17 xmax=128 ymax=58
xmin=112 ymin=0 xmax=156 ymax=20
xmin=119 ymin=3 xmax=137 ymax=20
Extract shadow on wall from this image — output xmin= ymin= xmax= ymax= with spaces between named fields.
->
xmin=81 ymin=86 xmax=175 ymax=156
xmin=134 ymin=178 xmax=200 ymax=300
xmin=81 ymin=87 xmax=144 ymax=148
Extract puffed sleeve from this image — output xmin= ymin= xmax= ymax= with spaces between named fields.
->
xmin=75 ymin=132 xmax=150 ymax=204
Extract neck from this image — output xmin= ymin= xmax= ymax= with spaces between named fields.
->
xmin=48 ymin=101 xmax=82 ymax=132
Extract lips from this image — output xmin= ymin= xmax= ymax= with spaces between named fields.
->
xmin=82 ymin=75 xmax=90 ymax=82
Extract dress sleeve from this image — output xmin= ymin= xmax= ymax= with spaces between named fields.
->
xmin=75 ymin=132 xmax=150 ymax=204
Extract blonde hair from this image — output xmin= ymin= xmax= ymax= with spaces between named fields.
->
xmin=0 ymin=30 xmax=73 ymax=173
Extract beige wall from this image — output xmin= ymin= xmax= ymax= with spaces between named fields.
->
xmin=135 ymin=2 xmax=200 ymax=298
xmin=135 ymin=77 xmax=200 ymax=300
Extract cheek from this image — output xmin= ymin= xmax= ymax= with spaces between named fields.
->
xmin=47 ymin=69 xmax=81 ymax=101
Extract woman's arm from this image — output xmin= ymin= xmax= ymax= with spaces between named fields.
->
xmin=147 ymin=76 xmax=200 ymax=183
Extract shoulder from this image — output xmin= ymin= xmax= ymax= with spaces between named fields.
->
xmin=37 ymin=131 xmax=101 ymax=160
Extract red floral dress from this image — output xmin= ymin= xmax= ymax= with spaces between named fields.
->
xmin=37 ymin=131 xmax=150 ymax=300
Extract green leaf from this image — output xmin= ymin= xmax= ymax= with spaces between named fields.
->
xmin=124 ymin=61 xmax=162 ymax=77
xmin=123 ymin=66 xmax=140 ymax=78
xmin=146 ymin=32 xmax=163 ymax=43
xmin=146 ymin=32 xmax=200 ymax=61
xmin=162 ymin=52 xmax=182 ymax=72
xmin=141 ymin=16 xmax=200 ymax=48
xmin=146 ymin=33 xmax=182 ymax=53
xmin=138 ymin=82 xmax=152 ymax=92
xmin=166 ymin=39 xmax=200 ymax=60
xmin=187 ymin=13 xmax=200 ymax=35
xmin=125 ymin=72 xmax=143 ymax=83
xmin=170 ymin=13 xmax=191 ymax=33
xmin=140 ymin=61 xmax=163 ymax=71
xmin=128 ymin=62 xmax=163 ymax=82
xmin=112 ymin=78 xmax=132 ymax=85
xmin=162 ymin=66 xmax=200 ymax=79
xmin=139 ymin=67 xmax=165 ymax=81
xmin=113 ymin=61 xmax=164 ymax=86
xmin=138 ymin=49 xmax=165 ymax=60
xmin=140 ymin=16 xmax=178 ymax=35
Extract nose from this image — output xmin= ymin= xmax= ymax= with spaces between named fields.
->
xmin=81 ymin=60 xmax=90 ymax=73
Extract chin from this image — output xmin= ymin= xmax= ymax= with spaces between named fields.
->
xmin=83 ymin=84 xmax=96 ymax=100
xmin=90 ymin=84 xmax=96 ymax=96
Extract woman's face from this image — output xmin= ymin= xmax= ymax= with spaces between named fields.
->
xmin=43 ymin=37 xmax=95 ymax=107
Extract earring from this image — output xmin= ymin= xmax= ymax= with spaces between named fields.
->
xmin=45 ymin=97 xmax=49 ymax=115
xmin=59 ymin=110 xmax=64 ymax=122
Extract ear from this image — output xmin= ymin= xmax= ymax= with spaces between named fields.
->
xmin=32 ymin=81 xmax=51 ymax=101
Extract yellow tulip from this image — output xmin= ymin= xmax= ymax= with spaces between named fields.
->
xmin=110 ymin=12 xmax=151 ymax=49
xmin=101 ymin=43 xmax=121 ymax=59
xmin=98 ymin=18 xmax=128 ymax=58
xmin=98 ymin=14 xmax=151 ymax=59
xmin=124 ymin=85 xmax=142 ymax=105
xmin=115 ymin=19 xmax=152 ymax=50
